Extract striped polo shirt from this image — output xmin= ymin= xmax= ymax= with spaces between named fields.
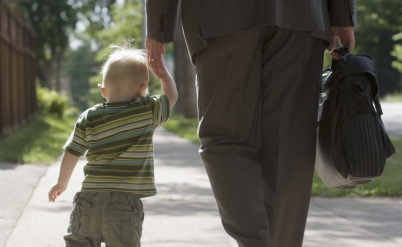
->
xmin=64 ymin=95 xmax=170 ymax=197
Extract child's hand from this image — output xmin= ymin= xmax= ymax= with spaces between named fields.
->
xmin=48 ymin=151 xmax=79 ymax=202
xmin=48 ymin=184 xmax=67 ymax=202
xmin=146 ymin=37 xmax=166 ymax=79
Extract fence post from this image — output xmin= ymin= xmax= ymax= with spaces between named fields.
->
xmin=0 ymin=0 xmax=3 ymax=137
xmin=0 ymin=0 xmax=36 ymax=139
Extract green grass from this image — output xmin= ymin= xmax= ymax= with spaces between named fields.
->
xmin=164 ymin=114 xmax=402 ymax=197
xmin=382 ymin=93 xmax=402 ymax=102
xmin=0 ymin=114 xmax=76 ymax=165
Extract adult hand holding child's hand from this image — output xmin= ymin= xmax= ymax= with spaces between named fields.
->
xmin=146 ymin=37 xmax=166 ymax=79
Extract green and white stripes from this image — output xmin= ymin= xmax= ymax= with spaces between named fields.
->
xmin=64 ymin=95 xmax=169 ymax=197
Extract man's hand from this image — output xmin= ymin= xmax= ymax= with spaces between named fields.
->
xmin=327 ymin=26 xmax=355 ymax=53
xmin=145 ymin=37 xmax=166 ymax=79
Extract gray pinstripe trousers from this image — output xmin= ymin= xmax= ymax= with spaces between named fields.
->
xmin=195 ymin=26 xmax=326 ymax=247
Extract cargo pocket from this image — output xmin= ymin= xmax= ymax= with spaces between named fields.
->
xmin=109 ymin=202 xmax=143 ymax=246
xmin=68 ymin=193 xmax=94 ymax=236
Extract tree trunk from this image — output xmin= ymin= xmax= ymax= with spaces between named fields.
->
xmin=42 ymin=59 xmax=53 ymax=89
xmin=141 ymin=0 xmax=146 ymax=48
xmin=174 ymin=16 xmax=197 ymax=118
xmin=40 ymin=46 xmax=58 ymax=89
xmin=55 ymin=49 xmax=65 ymax=92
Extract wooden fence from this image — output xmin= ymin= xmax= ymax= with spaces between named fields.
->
xmin=0 ymin=0 xmax=36 ymax=138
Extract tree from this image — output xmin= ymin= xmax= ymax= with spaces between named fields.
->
xmin=391 ymin=33 xmax=402 ymax=92
xmin=63 ymin=42 xmax=101 ymax=110
xmin=174 ymin=17 xmax=197 ymax=118
xmin=74 ymin=0 xmax=116 ymax=35
xmin=355 ymin=0 xmax=402 ymax=95
xmin=83 ymin=0 xmax=144 ymax=104
xmin=17 ymin=0 xmax=78 ymax=89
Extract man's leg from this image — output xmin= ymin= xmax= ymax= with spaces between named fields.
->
xmin=195 ymin=27 xmax=273 ymax=247
xmin=259 ymin=28 xmax=326 ymax=247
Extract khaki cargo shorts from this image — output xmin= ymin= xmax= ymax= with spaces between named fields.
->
xmin=64 ymin=191 xmax=144 ymax=247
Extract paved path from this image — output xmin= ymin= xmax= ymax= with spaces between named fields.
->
xmin=1 ymin=102 xmax=401 ymax=247
xmin=3 ymin=129 xmax=229 ymax=247
xmin=380 ymin=102 xmax=402 ymax=138
xmin=306 ymin=198 xmax=402 ymax=247
xmin=0 ymin=163 xmax=47 ymax=247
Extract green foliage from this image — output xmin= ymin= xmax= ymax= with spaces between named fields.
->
xmin=323 ymin=51 xmax=331 ymax=69
xmin=94 ymin=0 xmax=144 ymax=50
xmin=163 ymin=114 xmax=200 ymax=145
xmin=17 ymin=0 xmax=78 ymax=57
xmin=0 ymin=115 xmax=76 ymax=164
xmin=355 ymin=0 xmax=402 ymax=95
xmin=87 ymin=74 xmax=105 ymax=107
xmin=73 ymin=0 xmax=117 ymax=37
xmin=36 ymin=84 xmax=68 ymax=118
xmin=63 ymin=42 xmax=102 ymax=110
xmin=73 ymin=0 xmax=144 ymax=106
xmin=17 ymin=0 xmax=78 ymax=86
xmin=391 ymin=32 xmax=402 ymax=73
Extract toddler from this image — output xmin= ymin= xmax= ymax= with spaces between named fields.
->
xmin=48 ymin=43 xmax=178 ymax=247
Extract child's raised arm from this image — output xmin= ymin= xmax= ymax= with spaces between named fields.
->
xmin=48 ymin=151 xmax=80 ymax=202
xmin=158 ymin=55 xmax=178 ymax=109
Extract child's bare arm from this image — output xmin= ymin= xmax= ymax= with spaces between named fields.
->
xmin=159 ymin=67 xmax=178 ymax=109
xmin=48 ymin=151 xmax=80 ymax=202
xmin=149 ymin=52 xmax=178 ymax=108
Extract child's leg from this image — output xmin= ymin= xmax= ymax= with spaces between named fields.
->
xmin=102 ymin=192 xmax=144 ymax=247
xmin=64 ymin=192 xmax=103 ymax=247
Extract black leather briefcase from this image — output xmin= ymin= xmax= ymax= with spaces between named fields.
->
xmin=315 ymin=47 xmax=396 ymax=189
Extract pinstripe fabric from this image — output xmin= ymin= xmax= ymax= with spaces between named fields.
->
xmin=147 ymin=0 xmax=356 ymax=58
xmin=64 ymin=95 xmax=169 ymax=197
xmin=194 ymin=0 xmax=326 ymax=38
xmin=195 ymin=27 xmax=325 ymax=247
xmin=145 ymin=0 xmax=356 ymax=246
xmin=260 ymin=29 xmax=325 ymax=247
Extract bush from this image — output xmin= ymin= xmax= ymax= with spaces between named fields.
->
xmin=0 ymin=114 xmax=76 ymax=164
xmin=36 ymin=84 xmax=68 ymax=118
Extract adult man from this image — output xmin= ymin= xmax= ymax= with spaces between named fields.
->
xmin=146 ymin=1 xmax=355 ymax=246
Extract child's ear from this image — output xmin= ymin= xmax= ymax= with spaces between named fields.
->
xmin=138 ymin=82 xmax=148 ymax=97
xmin=98 ymin=84 xmax=107 ymax=98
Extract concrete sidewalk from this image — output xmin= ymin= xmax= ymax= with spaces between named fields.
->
xmin=4 ymin=129 xmax=229 ymax=247
xmin=3 ymin=127 xmax=402 ymax=247
xmin=2 ymin=102 xmax=402 ymax=247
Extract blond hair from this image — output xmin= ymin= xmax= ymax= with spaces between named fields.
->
xmin=101 ymin=44 xmax=149 ymax=94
